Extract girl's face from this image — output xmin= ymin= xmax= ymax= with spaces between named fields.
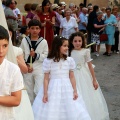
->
xmin=0 ymin=39 xmax=9 ymax=64
xmin=60 ymin=40 xmax=68 ymax=56
xmin=72 ymin=36 xmax=82 ymax=50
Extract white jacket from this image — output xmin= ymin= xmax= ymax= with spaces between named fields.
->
xmin=20 ymin=36 xmax=48 ymax=70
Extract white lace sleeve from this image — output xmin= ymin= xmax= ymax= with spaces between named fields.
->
xmin=85 ymin=49 xmax=93 ymax=62
xmin=68 ymin=57 xmax=76 ymax=71
xmin=42 ymin=58 xmax=51 ymax=73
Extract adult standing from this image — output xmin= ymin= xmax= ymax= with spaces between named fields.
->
xmin=4 ymin=0 xmax=18 ymax=45
xmin=104 ymin=8 xmax=117 ymax=56
xmin=59 ymin=8 xmax=78 ymax=39
xmin=87 ymin=5 xmax=99 ymax=47
xmin=37 ymin=0 xmax=55 ymax=49
xmin=92 ymin=11 xmax=106 ymax=56
xmin=78 ymin=7 xmax=88 ymax=34
xmin=111 ymin=7 xmax=119 ymax=53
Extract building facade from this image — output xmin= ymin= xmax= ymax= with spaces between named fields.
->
xmin=16 ymin=0 xmax=109 ymax=12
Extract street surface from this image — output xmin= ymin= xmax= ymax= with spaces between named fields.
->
xmin=92 ymin=44 xmax=120 ymax=120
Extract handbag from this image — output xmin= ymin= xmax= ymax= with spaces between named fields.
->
xmin=99 ymin=33 xmax=108 ymax=42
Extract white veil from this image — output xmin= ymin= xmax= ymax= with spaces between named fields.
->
xmin=0 ymin=1 xmax=17 ymax=64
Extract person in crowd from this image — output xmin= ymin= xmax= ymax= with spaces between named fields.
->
xmin=24 ymin=3 xmax=33 ymax=25
xmin=60 ymin=1 xmax=66 ymax=13
xmin=52 ymin=4 xmax=61 ymax=35
xmin=101 ymin=7 xmax=106 ymax=19
xmin=20 ymin=26 xmax=29 ymax=38
xmin=87 ymin=5 xmax=99 ymax=51
xmin=0 ymin=25 xmax=24 ymax=120
xmin=103 ymin=8 xmax=117 ymax=56
xmin=7 ymin=21 xmax=35 ymax=120
xmin=91 ymin=11 xmax=106 ymax=56
xmin=20 ymin=19 xmax=48 ymax=104
xmin=87 ymin=5 xmax=93 ymax=15
xmin=4 ymin=0 xmax=18 ymax=45
xmin=59 ymin=8 xmax=78 ymax=39
xmin=111 ymin=7 xmax=119 ymax=54
xmin=78 ymin=7 xmax=88 ymax=34
xmin=7 ymin=22 xmax=28 ymax=73
xmin=33 ymin=4 xmax=42 ymax=21
xmin=69 ymin=3 xmax=80 ymax=23
xmin=32 ymin=36 xmax=91 ymax=120
xmin=2 ymin=0 xmax=6 ymax=9
xmin=68 ymin=31 xmax=109 ymax=120
xmin=13 ymin=1 xmax=21 ymax=20
xmin=37 ymin=0 xmax=55 ymax=49
xmin=78 ymin=3 xmax=84 ymax=15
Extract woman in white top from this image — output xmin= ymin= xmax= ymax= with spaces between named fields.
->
xmin=59 ymin=8 xmax=78 ymax=39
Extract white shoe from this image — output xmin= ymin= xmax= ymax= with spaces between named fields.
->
xmin=95 ymin=53 xmax=99 ymax=57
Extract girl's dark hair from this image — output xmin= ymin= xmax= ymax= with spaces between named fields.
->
xmin=42 ymin=0 xmax=51 ymax=12
xmin=7 ymin=22 xmax=14 ymax=44
xmin=69 ymin=32 xmax=85 ymax=56
xmin=0 ymin=25 xmax=9 ymax=41
xmin=47 ymin=36 xmax=68 ymax=62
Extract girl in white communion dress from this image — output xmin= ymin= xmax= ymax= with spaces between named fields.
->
xmin=69 ymin=32 xmax=110 ymax=120
xmin=32 ymin=36 xmax=91 ymax=120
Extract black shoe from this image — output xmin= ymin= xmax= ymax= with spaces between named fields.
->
xmin=107 ymin=53 xmax=111 ymax=56
xmin=103 ymin=52 xmax=108 ymax=55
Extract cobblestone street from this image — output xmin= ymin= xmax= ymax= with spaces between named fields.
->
xmin=92 ymin=45 xmax=120 ymax=120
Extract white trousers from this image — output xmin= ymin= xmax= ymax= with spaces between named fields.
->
xmin=23 ymin=69 xmax=44 ymax=104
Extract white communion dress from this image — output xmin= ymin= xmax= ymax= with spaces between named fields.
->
xmin=32 ymin=57 xmax=91 ymax=120
xmin=13 ymin=46 xmax=34 ymax=120
xmin=71 ymin=49 xmax=109 ymax=120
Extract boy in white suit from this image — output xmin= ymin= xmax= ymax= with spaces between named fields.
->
xmin=20 ymin=19 xmax=48 ymax=104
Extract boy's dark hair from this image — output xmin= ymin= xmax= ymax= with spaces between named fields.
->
xmin=0 ymin=25 xmax=9 ymax=41
xmin=69 ymin=32 xmax=85 ymax=56
xmin=28 ymin=19 xmax=41 ymax=28
xmin=47 ymin=36 xmax=68 ymax=62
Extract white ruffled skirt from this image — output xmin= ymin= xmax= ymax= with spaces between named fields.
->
xmin=32 ymin=78 xmax=91 ymax=120
xmin=74 ymin=66 xmax=109 ymax=120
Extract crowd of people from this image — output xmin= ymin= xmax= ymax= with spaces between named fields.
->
xmin=0 ymin=0 xmax=119 ymax=119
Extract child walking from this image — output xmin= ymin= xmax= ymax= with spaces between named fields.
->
xmin=0 ymin=25 xmax=24 ymax=119
xmin=32 ymin=36 xmax=91 ymax=120
xmin=20 ymin=19 xmax=48 ymax=104
xmin=69 ymin=32 xmax=109 ymax=120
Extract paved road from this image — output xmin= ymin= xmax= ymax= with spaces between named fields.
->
xmin=91 ymin=45 xmax=120 ymax=120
